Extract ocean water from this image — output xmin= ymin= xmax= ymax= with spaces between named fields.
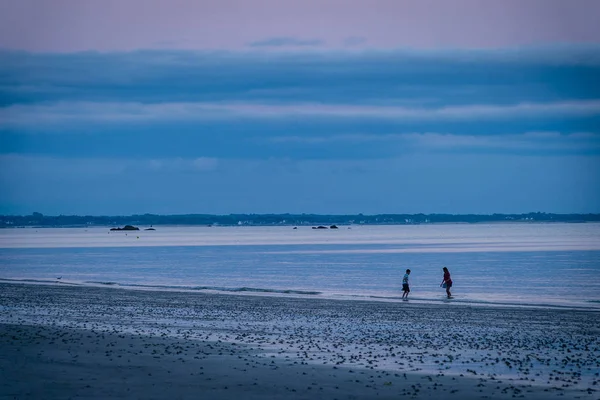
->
xmin=1 ymin=223 xmax=599 ymax=309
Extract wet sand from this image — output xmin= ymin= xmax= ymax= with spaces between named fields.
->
xmin=1 ymin=282 xmax=599 ymax=399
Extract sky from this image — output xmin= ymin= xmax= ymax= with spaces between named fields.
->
xmin=1 ymin=0 xmax=600 ymax=215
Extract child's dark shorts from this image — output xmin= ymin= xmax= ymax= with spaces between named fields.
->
xmin=402 ymin=284 xmax=410 ymax=292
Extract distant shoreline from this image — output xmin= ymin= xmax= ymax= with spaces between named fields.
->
xmin=2 ymin=212 xmax=599 ymax=228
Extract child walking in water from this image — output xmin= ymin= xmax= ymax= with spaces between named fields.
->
xmin=402 ymin=269 xmax=411 ymax=300
xmin=441 ymin=267 xmax=452 ymax=298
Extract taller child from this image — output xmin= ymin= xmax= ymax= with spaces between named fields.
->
xmin=441 ymin=267 xmax=452 ymax=299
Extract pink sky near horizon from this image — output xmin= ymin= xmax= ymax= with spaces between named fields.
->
xmin=1 ymin=0 xmax=600 ymax=52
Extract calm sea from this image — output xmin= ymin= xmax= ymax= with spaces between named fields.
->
xmin=1 ymin=223 xmax=599 ymax=310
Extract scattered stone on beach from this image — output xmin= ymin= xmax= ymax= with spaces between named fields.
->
xmin=1 ymin=282 xmax=599 ymax=400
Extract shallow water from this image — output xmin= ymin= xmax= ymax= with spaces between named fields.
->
xmin=1 ymin=223 xmax=599 ymax=309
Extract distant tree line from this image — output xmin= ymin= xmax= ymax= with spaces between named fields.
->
xmin=1 ymin=212 xmax=599 ymax=228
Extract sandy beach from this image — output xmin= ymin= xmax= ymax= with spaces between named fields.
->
xmin=1 ymin=282 xmax=599 ymax=399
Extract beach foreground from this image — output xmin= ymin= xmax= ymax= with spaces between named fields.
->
xmin=1 ymin=283 xmax=599 ymax=399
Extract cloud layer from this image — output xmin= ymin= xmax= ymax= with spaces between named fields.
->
xmin=1 ymin=46 xmax=599 ymax=214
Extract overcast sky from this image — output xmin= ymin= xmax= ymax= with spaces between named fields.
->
xmin=1 ymin=0 xmax=599 ymax=215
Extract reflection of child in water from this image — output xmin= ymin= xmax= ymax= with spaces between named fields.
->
xmin=441 ymin=267 xmax=453 ymax=298
xmin=401 ymin=269 xmax=411 ymax=300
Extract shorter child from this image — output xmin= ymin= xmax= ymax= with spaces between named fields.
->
xmin=402 ymin=269 xmax=411 ymax=300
